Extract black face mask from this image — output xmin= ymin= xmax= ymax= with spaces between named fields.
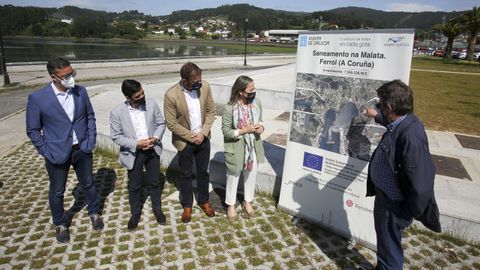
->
xmin=133 ymin=97 xmax=146 ymax=106
xmin=245 ymin=92 xmax=256 ymax=103
xmin=191 ymin=81 xmax=202 ymax=91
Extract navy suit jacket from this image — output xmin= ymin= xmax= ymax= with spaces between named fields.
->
xmin=367 ymin=114 xmax=441 ymax=232
xmin=26 ymin=84 xmax=96 ymax=164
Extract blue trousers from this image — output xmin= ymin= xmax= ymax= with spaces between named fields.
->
xmin=374 ymin=193 xmax=412 ymax=270
xmin=45 ymin=149 xmax=99 ymax=226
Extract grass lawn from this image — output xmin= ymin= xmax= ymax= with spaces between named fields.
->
xmin=412 ymin=56 xmax=480 ymax=73
xmin=410 ymin=57 xmax=480 ymax=135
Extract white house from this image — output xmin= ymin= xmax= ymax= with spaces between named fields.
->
xmin=61 ymin=18 xmax=73 ymax=24
xmin=265 ymin=29 xmax=306 ymax=43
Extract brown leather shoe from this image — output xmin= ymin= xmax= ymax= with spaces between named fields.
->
xmin=181 ymin=207 xmax=192 ymax=223
xmin=199 ymin=202 xmax=216 ymax=217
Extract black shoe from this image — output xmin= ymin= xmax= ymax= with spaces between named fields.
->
xmin=55 ymin=225 xmax=70 ymax=243
xmin=65 ymin=212 xmax=74 ymax=228
xmin=154 ymin=210 xmax=166 ymax=225
xmin=89 ymin=214 xmax=104 ymax=231
xmin=128 ymin=214 xmax=141 ymax=231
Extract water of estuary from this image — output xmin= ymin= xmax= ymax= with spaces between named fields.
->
xmin=3 ymin=37 xmax=261 ymax=63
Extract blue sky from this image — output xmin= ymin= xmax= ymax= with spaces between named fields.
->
xmin=0 ymin=0 xmax=477 ymax=15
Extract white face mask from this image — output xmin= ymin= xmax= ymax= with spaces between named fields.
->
xmin=60 ymin=76 xmax=75 ymax=89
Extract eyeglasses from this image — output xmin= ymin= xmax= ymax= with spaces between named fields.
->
xmin=54 ymin=70 xmax=77 ymax=81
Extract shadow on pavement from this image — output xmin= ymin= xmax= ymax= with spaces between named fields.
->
xmin=66 ymin=167 xmax=117 ymax=217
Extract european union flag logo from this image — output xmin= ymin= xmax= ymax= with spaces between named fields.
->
xmin=300 ymin=36 xmax=308 ymax=47
xmin=303 ymin=152 xmax=323 ymax=171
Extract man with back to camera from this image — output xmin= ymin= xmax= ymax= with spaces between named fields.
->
xmin=26 ymin=57 xmax=103 ymax=243
xmin=364 ymin=80 xmax=441 ymax=269
xmin=164 ymin=62 xmax=216 ymax=223
xmin=110 ymin=79 xmax=167 ymax=230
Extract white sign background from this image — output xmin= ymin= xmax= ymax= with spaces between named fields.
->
xmin=278 ymin=29 xmax=415 ymax=248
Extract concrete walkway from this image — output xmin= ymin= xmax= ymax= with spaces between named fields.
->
xmin=0 ymin=55 xmax=479 ymax=269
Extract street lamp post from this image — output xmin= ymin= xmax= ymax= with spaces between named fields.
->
xmin=243 ymin=18 xmax=248 ymax=66
xmin=0 ymin=28 xmax=11 ymax=85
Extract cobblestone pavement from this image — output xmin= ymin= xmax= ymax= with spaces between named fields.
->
xmin=0 ymin=143 xmax=479 ymax=269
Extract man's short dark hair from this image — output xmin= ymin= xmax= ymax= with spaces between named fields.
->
xmin=47 ymin=57 xmax=71 ymax=75
xmin=121 ymin=79 xmax=142 ymax=98
xmin=377 ymin=79 xmax=414 ymax=115
xmin=180 ymin=62 xmax=202 ymax=80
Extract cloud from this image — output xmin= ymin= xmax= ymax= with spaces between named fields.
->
xmin=64 ymin=0 xmax=135 ymax=12
xmin=387 ymin=2 xmax=441 ymax=12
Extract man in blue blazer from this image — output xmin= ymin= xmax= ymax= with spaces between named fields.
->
xmin=365 ymin=80 xmax=440 ymax=270
xmin=26 ymin=57 xmax=103 ymax=243
xmin=110 ymin=79 xmax=166 ymax=230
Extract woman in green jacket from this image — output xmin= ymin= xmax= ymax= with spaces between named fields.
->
xmin=222 ymin=75 xmax=266 ymax=221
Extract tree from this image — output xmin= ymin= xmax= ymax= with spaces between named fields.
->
xmin=72 ymin=16 xmax=94 ymax=38
xmin=434 ymin=20 xmax=463 ymax=59
xmin=114 ymin=21 xmax=144 ymax=40
xmin=459 ymin=6 xmax=480 ymax=61
xmin=192 ymin=31 xmax=207 ymax=39
xmin=31 ymin=23 xmax=43 ymax=36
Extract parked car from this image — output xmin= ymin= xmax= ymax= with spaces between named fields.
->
xmin=452 ymin=49 xmax=467 ymax=59
xmin=433 ymin=50 xmax=445 ymax=57
xmin=413 ymin=47 xmax=435 ymax=56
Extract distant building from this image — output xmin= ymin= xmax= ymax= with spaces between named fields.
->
xmin=148 ymin=24 xmax=161 ymax=30
xmin=265 ymin=29 xmax=306 ymax=43
xmin=50 ymin=13 xmax=73 ymax=24
xmin=61 ymin=18 xmax=73 ymax=24
xmin=214 ymin=30 xmax=231 ymax=38
xmin=167 ymin=28 xmax=176 ymax=34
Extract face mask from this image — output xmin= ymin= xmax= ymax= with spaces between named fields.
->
xmin=134 ymin=97 xmax=146 ymax=106
xmin=191 ymin=81 xmax=202 ymax=91
xmin=60 ymin=76 xmax=75 ymax=89
xmin=245 ymin=92 xmax=256 ymax=103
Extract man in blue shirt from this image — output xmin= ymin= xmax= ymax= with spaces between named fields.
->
xmin=365 ymin=80 xmax=440 ymax=270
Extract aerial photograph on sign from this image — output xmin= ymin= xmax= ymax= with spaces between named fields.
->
xmin=290 ymin=73 xmax=388 ymax=161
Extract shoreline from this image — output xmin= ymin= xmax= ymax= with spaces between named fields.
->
xmin=5 ymin=53 xmax=296 ymax=66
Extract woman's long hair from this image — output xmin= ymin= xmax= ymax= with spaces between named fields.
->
xmin=228 ymin=75 xmax=253 ymax=105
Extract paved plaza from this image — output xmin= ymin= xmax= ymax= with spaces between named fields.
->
xmin=0 ymin=55 xmax=479 ymax=269
xmin=0 ymin=143 xmax=479 ymax=269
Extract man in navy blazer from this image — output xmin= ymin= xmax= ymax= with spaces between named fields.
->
xmin=365 ymin=80 xmax=440 ymax=270
xmin=26 ymin=57 xmax=103 ymax=243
